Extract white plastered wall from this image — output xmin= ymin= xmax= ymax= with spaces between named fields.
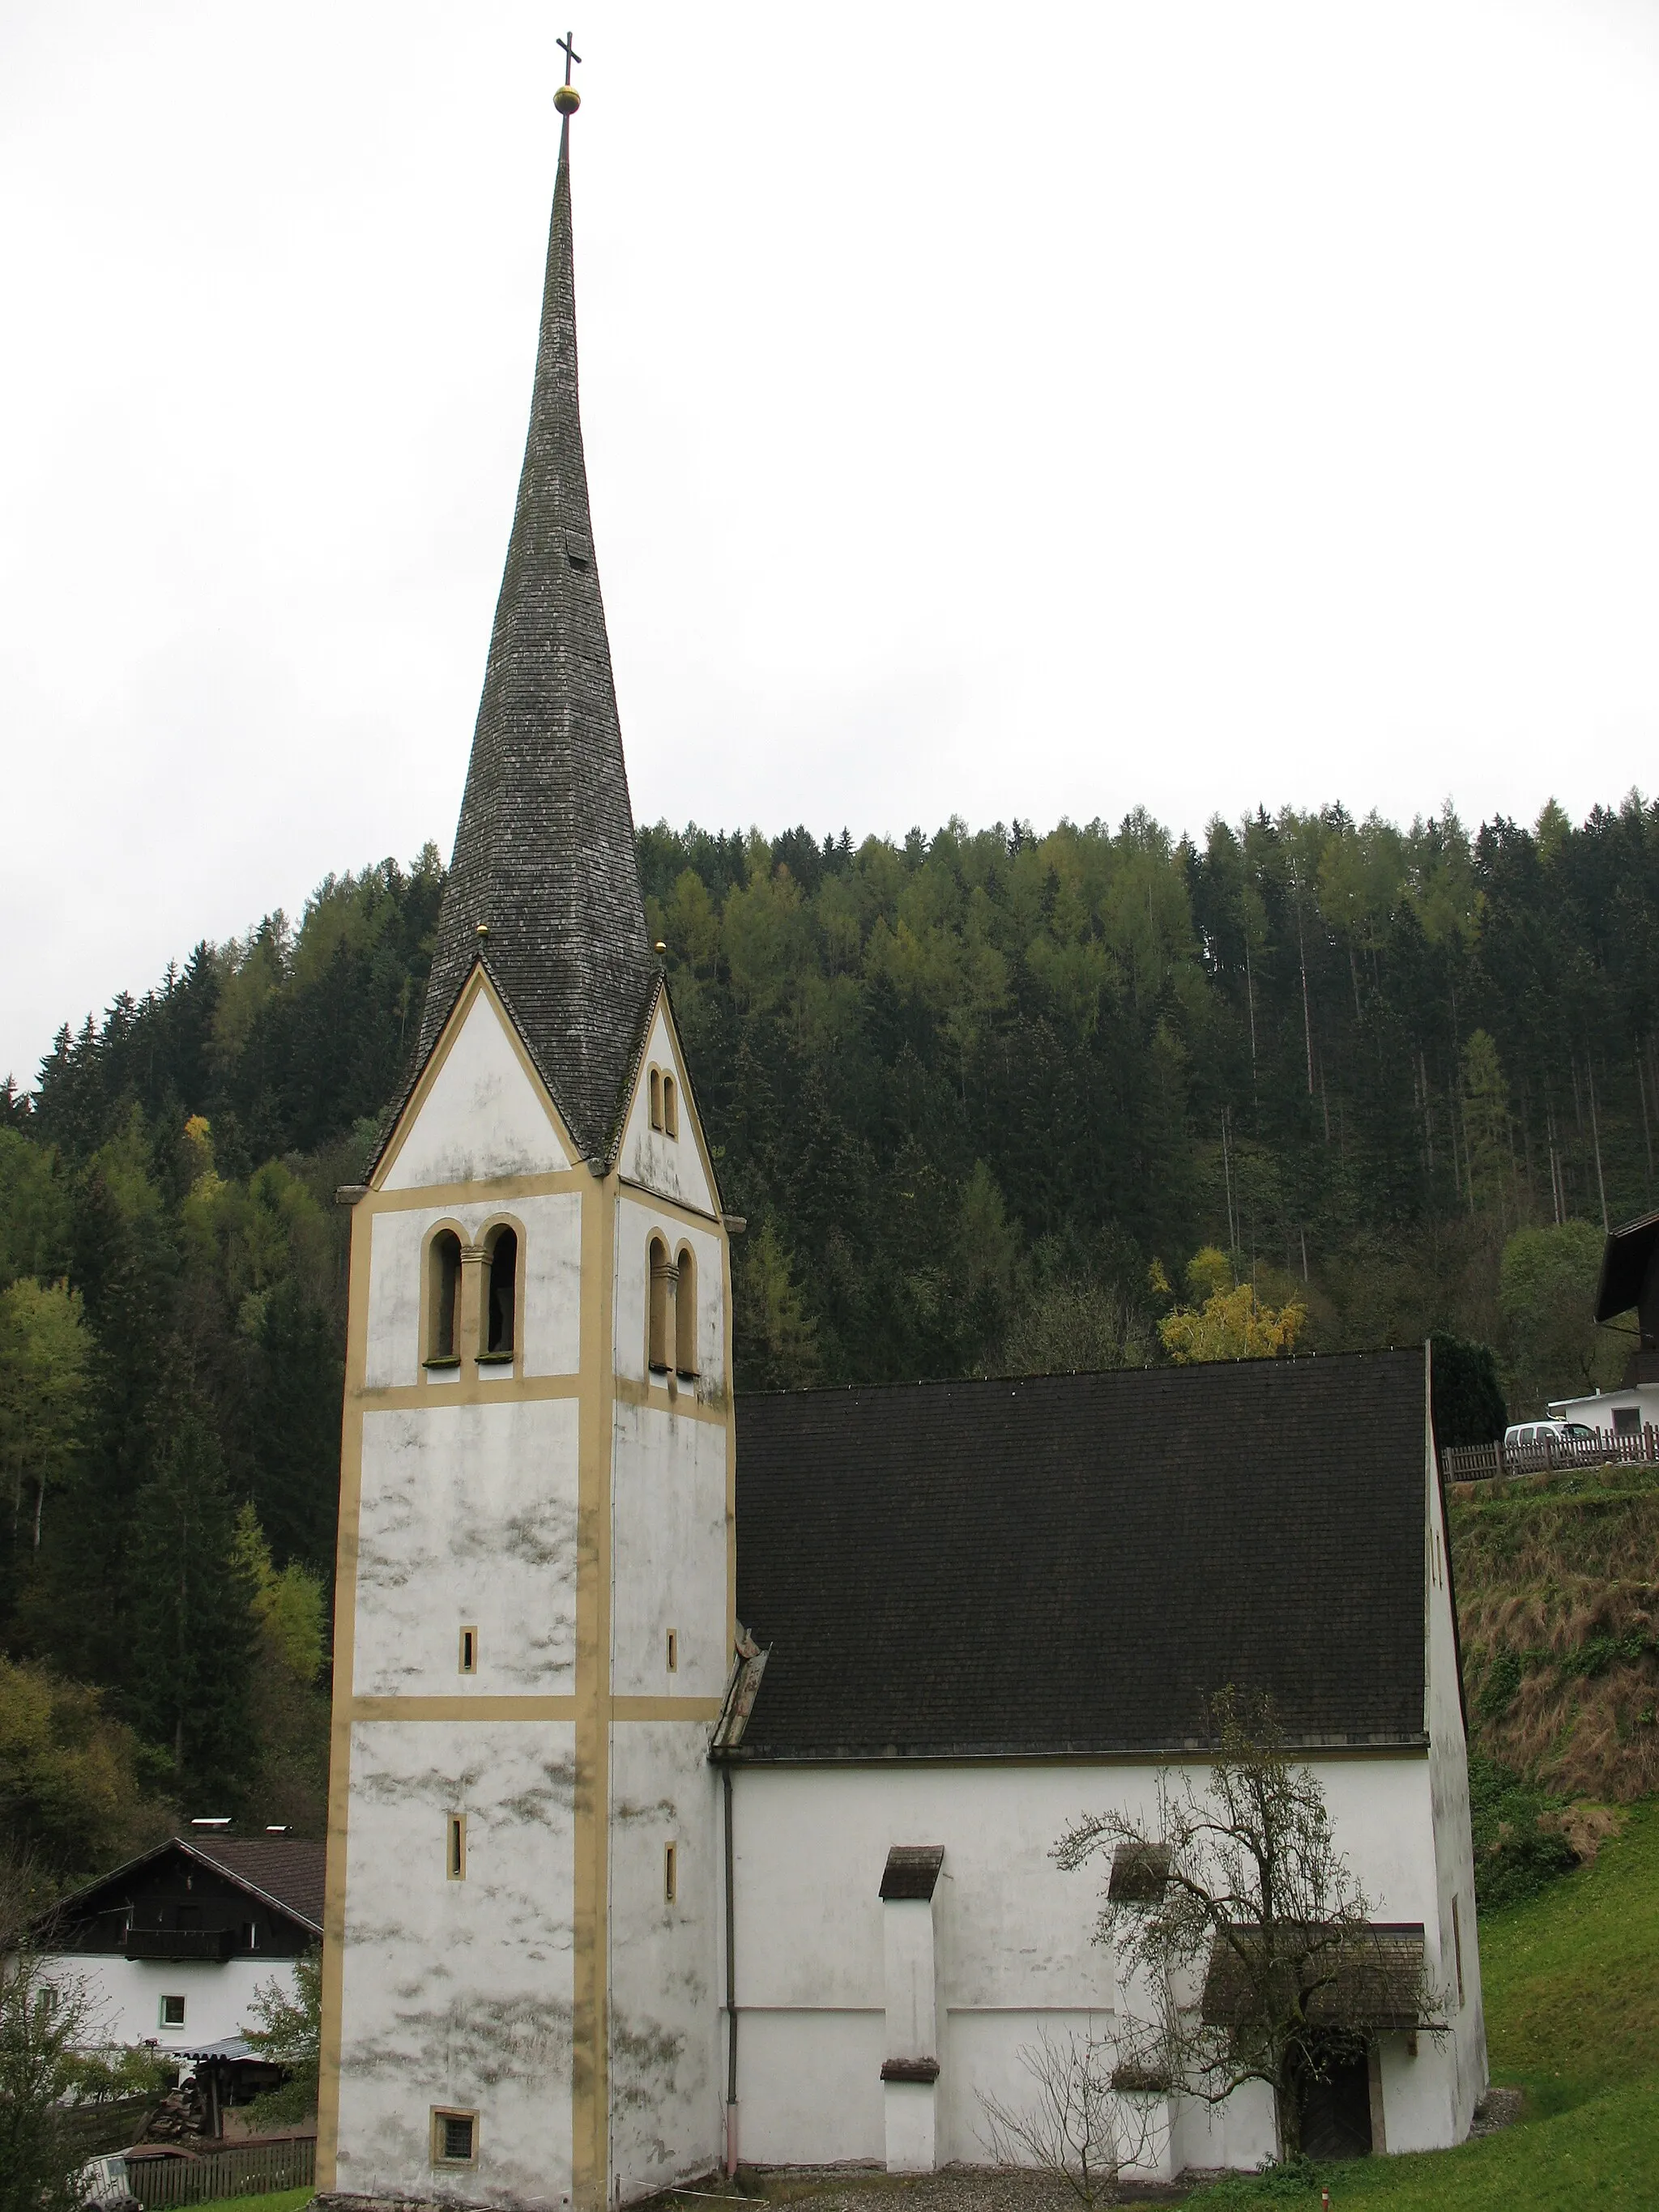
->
xmin=382 ymin=988 xmax=570 ymax=1191
xmin=608 ymin=1724 xmax=724 ymax=2197
xmin=616 ymin=1000 xmax=717 ymax=1218
xmin=610 ymin=1404 xmax=728 ymax=1703
xmin=363 ymin=1193 xmax=581 ymax=1393
xmin=352 ymin=1400 xmax=580 ymax=1697
xmin=41 ymin=1953 xmax=300 ymax=2054
xmin=726 ymin=1756 xmax=1457 ymax=2174
xmin=1411 ymin=1385 xmax=1490 ymax=2153
xmin=335 ymin=1720 xmax=575 ymax=2208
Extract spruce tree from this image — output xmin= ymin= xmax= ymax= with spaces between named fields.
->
xmin=126 ymin=1412 xmax=258 ymax=1805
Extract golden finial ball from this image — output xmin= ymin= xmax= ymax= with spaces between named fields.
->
xmin=554 ymin=84 xmax=581 ymax=115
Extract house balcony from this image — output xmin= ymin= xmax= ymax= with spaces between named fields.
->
xmin=123 ymin=1928 xmax=237 ymax=1963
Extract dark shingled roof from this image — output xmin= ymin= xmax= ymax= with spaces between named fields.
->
xmin=410 ymin=113 xmax=655 ymax=1165
xmin=733 ymin=1349 xmax=1430 ymax=1760
xmin=184 ymin=1835 xmax=326 ymax=1932
xmin=51 ymin=1835 xmax=326 ymax=1937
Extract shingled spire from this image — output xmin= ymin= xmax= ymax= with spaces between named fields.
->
xmin=415 ymin=101 xmax=657 ymax=1163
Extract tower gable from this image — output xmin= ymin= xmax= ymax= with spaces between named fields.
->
xmin=615 ymin=990 xmax=719 ymax=1217
xmin=380 ymin=972 xmax=574 ymax=1191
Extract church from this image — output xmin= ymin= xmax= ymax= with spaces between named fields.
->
xmin=314 ymin=77 xmax=1486 ymax=2209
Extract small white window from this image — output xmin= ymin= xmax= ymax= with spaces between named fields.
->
xmin=160 ymin=1994 xmax=186 ymax=2029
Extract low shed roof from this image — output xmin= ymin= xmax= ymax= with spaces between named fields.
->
xmin=733 ymin=1347 xmax=1429 ymax=1761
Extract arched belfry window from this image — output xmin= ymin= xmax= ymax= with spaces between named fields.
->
xmin=482 ymin=1225 xmax=518 ymax=1360
xmin=649 ymin=1068 xmax=663 ymax=1132
xmin=675 ymin=1245 xmax=697 ymax=1379
xmin=663 ymin=1074 xmax=679 ymax=1140
xmin=648 ymin=1237 xmax=673 ymax=1373
xmin=427 ymin=1230 xmax=461 ymax=1365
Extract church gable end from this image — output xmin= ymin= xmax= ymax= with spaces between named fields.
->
xmin=379 ymin=971 xmax=574 ymax=1191
xmin=615 ymin=989 xmax=719 ymax=1217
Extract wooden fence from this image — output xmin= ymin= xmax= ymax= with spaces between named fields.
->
xmin=1442 ymin=1422 xmax=1659 ymax=1485
xmin=124 ymin=2136 xmax=315 ymax=2206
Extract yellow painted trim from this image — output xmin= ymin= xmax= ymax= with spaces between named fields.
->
xmin=349 ymin=1696 xmax=580 ymax=1722
xmin=572 ymin=1170 xmax=616 ymax=2212
xmin=356 ymin=1372 xmax=580 ymax=1413
xmin=609 ymin=1697 xmax=723 ymax=1722
xmin=316 ymin=1192 xmax=373 ymax=2188
xmin=614 ymin=1177 xmax=723 ymax=1230
xmin=364 ymin=1167 xmax=589 ymax=1216
xmin=612 ymin=1375 xmax=728 ymax=1428
xmin=722 ymin=1210 xmax=737 ymax=1664
xmin=373 ymin=965 xmax=583 ymax=1189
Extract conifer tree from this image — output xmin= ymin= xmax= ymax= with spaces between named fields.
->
xmin=125 ymin=1413 xmax=258 ymax=1802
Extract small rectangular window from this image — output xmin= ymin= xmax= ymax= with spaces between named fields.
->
xmin=667 ymin=1629 xmax=678 ymax=1673
xmin=160 ymin=1994 xmax=186 ymax=2028
xmin=432 ymin=2107 xmax=478 ymax=2165
xmin=664 ymin=1841 xmax=677 ymax=1904
xmin=1452 ymin=1894 xmax=1465 ymax=2008
xmin=447 ymin=1813 xmax=467 ymax=1882
xmin=459 ymin=1626 xmax=477 ymax=1675
xmin=1614 ymin=1406 xmax=1641 ymax=1434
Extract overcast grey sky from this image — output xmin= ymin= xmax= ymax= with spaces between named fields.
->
xmin=4 ymin=0 xmax=1658 ymax=1087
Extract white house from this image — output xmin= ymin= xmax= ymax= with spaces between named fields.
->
xmin=43 ymin=1834 xmax=321 ymax=2055
xmin=1549 ymin=1208 xmax=1659 ymax=1436
xmin=313 ymin=80 xmax=1486 ymax=2212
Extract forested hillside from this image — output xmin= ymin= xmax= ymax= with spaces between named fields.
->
xmin=2 ymin=795 xmax=1656 ymax=1860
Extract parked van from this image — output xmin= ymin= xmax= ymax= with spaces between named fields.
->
xmin=1503 ymin=1419 xmax=1597 ymax=1453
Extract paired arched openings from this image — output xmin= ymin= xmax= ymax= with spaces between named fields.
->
xmin=423 ymin=1217 xmax=523 ymax=1370
xmin=646 ymin=1063 xmax=680 ymax=1140
xmin=646 ymin=1234 xmax=701 ymax=1381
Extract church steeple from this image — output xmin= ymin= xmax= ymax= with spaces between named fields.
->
xmin=416 ymin=89 xmax=656 ymax=1164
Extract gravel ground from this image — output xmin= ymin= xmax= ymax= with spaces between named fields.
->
xmin=651 ymin=2169 xmax=1193 ymax=2212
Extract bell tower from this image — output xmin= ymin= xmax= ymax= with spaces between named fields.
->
xmin=317 ymin=53 xmax=735 ymax=2210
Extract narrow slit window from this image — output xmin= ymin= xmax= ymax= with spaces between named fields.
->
xmin=447 ymin=1813 xmax=467 ymax=1882
xmin=433 ymin=2108 xmax=478 ymax=2166
xmin=675 ymin=1245 xmax=698 ymax=1378
xmin=459 ymin=1627 xmax=477 ymax=1676
xmin=648 ymin=1236 xmax=672 ymax=1374
xmin=663 ymin=1073 xmax=679 ymax=1139
xmin=483 ymin=1226 xmax=517 ymax=1358
xmin=427 ymin=1230 xmax=461 ymax=1365
xmin=664 ymin=1841 xmax=677 ymax=1903
xmin=1452 ymin=1894 xmax=1465 ymax=2008
xmin=667 ymin=1629 xmax=678 ymax=1673
xmin=649 ymin=1068 xmax=663 ymax=1131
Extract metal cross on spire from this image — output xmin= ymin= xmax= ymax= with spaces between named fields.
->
xmin=554 ymin=28 xmax=582 ymax=113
